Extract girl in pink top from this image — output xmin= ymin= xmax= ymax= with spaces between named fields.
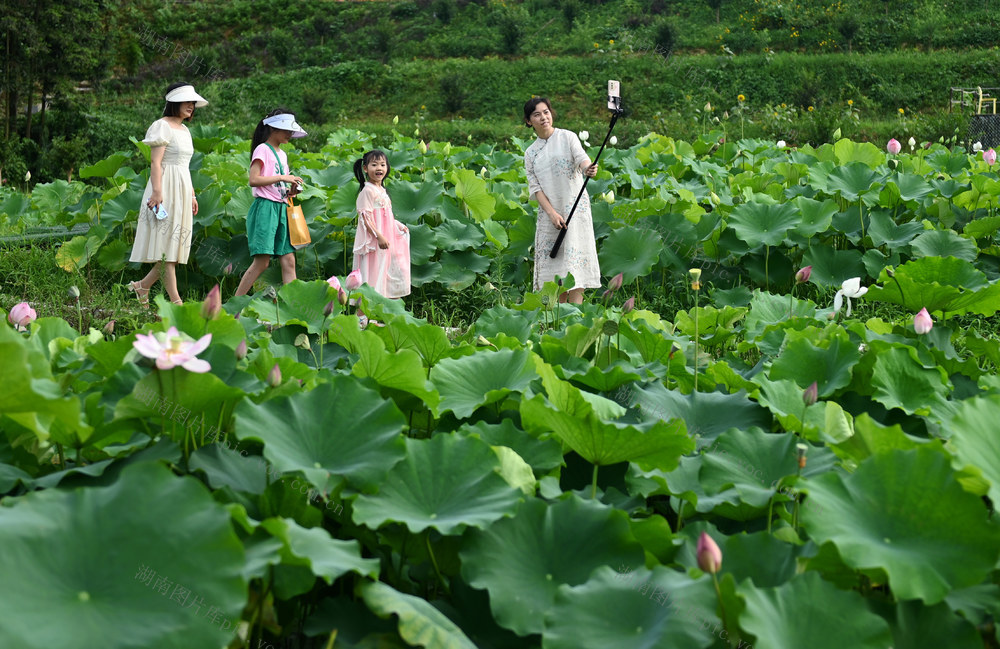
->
xmin=352 ymin=150 xmax=411 ymax=298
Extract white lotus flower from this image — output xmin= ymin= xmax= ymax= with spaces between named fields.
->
xmin=777 ymin=140 xmax=786 ymax=148
xmin=579 ymin=130 xmax=590 ymax=141
xmin=833 ymin=277 xmax=868 ymax=317
xmin=908 ymin=136 xmax=916 ymax=150
xmin=24 ymin=171 xmax=30 ymax=182
xmin=609 ymin=135 xmax=618 ymax=146
xmin=973 ymin=141 xmax=983 ymax=152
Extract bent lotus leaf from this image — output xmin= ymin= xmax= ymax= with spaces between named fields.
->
xmin=946 ymin=395 xmax=1000 ymax=505
xmin=260 ymin=518 xmax=379 ymax=584
xmin=741 ymin=572 xmax=893 ymax=649
xmin=865 ymin=257 xmax=989 ymax=315
xmin=352 ymin=435 xmax=522 ymax=535
xmin=460 ymin=496 xmax=645 ymax=636
xmin=909 ymin=230 xmax=977 ymax=262
xmin=360 ymin=581 xmax=477 ymax=649
xmin=0 ymin=462 xmax=246 ymax=649
xmin=390 ymin=179 xmax=444 ymax=223
xmin=542 ymin=566 xmax=717 ymax=649
xmin=801 ymin=448 xmax=1000 ymax=604
xmin=233 ymin=377 xmax=406 ymax=492
xmin=870 ymin=346 xmax=950 ymax=415
xmin=769 ymin=326 xmax=861 ymax=397
xmin=430 ymin=348 xmax=537 ymax=418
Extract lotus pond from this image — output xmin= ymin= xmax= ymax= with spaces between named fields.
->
xmin=2 ymin=129 xmax=1000 ymax=649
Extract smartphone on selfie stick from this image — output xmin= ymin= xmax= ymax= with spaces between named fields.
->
xmin=550 ymin=80 xmax=624 ymax=258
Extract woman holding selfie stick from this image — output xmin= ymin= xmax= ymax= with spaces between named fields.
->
xmin=127 ymin=82 xmax=207 ymax=307
xmin=523 ymin=96 xmax=601 ymax=304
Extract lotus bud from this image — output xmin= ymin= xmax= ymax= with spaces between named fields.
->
xmin=418 ymin=140 xmax=427 ymax=154
xmin=832 ymin=127 xmax=841 ymax=140
xmin=622 ymin=296 xmax=635 ymax=313
xmin=414 ymin=127 xmax=420 ymax=137
xmin=705 ymin=102 xmax=712 ymax=112
xmin=908 ymin=136 xmax=916 ymax=149
xmin=201 ymin=284 xmax=222 ymax=320
xmin=696 ymin=532 xmax=722 ymax=574
xmin=668 ymin=344 xmax=680 ymax=359
xmin=103 ymin=320 xmax=116 ymax=336
xmin=235 ymin=339 xmax=248 ymax=360
xmin=392 ymin=115 xmax=399 ymax=125
xmin=294 ymin=333 xmax=311 ymax=350
xmin=609 ymin=272 xmax=624 ymax=292
xmin=345 ymin=269 xmax=363 ymax=291
xmin=722 ymin=111 xmax=729 ymax=119
xmin=337 ymin=286 xmax=348 ymax=306
xmin=913 ymin=307 xmax=933 ymax=334
xmin=803 ymin=381 xmax=818 ymax=406
xmin=323 ymin=300 xmax=336 ymax=317
xmin=541 ymin=295 xmax=551 ymax=306
xmin=984 ymin=149 xmax=997 ymax=165
xmin=609 ymin=135 xmax=618 ymax=146
xmin=885 ymin=267 xmax=895 ymax=278
xmin=579 ymin=130 xmax=590 ymax=141
xmin=795 ymin=265 xmax=812 ymax=284
xmin=601 ymin=290 xmax=612 ymax=300
xmin=481 ymin=166 xmax=488 ymax=178
xmin=710 ymin=191 xmax=721 ymax=206
xmin=604 ymin=190 xmax=615 ymax=204
xmin=886 ymin=138 xmax=901 ymax=154
xmin=7 ymin=302 xmax=36 ymax=329
xmin=68 ymin=285 xmax=80 ymax=299
xmin=777 ymin=140 xmax=786 ymax=148
xmin=25 ymin=171 xmax=31 ymax=182
xmin=224 ymin=263 xmax=233 ymax=275
xmin=267 ymin=363 xmax=281 ymax=387
xmin=326 ymin=275 xmax=342 ymax=291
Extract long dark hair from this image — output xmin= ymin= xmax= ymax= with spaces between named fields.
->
xmin=250 ymin=107 xmax=294 ymax=163
xmin=353 ymin=150 xmax=391 ymax=191
xmin=163 ymin=81 xmax=195 ymax=121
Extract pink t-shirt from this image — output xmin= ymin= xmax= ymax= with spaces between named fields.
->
xmin=251 ymin=143 xmax=290 ymax=202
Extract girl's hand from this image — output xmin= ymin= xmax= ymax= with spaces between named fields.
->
xmin=584 ymin=163 xmax=598 ymax=178
xmin=377 ymin=234 xmax=390 ymax=249
xmin=548 ymin=212 xmax=567 ymax=229
xmin=192 ymin=195 xmax=199 ymax=216
xmin=147 ymin=191 xmax=163 ymax=209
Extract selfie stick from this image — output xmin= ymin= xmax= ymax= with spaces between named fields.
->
xmin=550 ymin=89 xmax=624 ymax=259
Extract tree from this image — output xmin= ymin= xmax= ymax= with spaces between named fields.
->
xmin=706 ymin=0 xmax=723 ymax=23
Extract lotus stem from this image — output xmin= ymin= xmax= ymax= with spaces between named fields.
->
xmin=426 ymin=532 xmax=450 ymax=595
xmin=324 ymin=631 xmax=339 ymax=649
xmin=859 ymin=202 xmax=865 ymax=239
xmin=764 ymin=245 xmax=770 ymax=290
xmin=693 ymin=293 xmax=700 ymax=394
xmin=710 ymin=572 xmax=731 ymax=647
xmin=591 ymin=464 xmax=599 ymax=500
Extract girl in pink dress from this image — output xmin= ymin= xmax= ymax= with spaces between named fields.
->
xmin=352 ymin=150 xmax=411 ymax=298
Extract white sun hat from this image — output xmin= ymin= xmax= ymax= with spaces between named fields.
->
xmin=263 ymin=113 xmax=308 ymax=138
xmin=164 ymin=84 xmax=208 ymax=107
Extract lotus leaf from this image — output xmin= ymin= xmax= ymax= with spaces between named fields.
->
xmin=801 ymin=448 xmax=1000 ymax=604
xmin=352 ymin=435 xmax=522 ymax=535
xmin=359 ymin=581 xmax=477 ymax=649
xmin=460 ymin=496 xmax=645 ymax=635
xmin=430 ymin=348 xmax=537 ymax=418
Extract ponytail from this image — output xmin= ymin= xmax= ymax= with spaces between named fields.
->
xmin=354 ymin=150 xmax=391 ymax=193
xmin=353 ymin=158 xmax=366 ymax=190
xmin=250 ymin=107 xmax=294 ymax=164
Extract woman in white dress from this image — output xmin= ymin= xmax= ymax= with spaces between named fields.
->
xmin=523 ymin=97 xmax=600 ymax=304
xmin=127 ymin=82 xmax=207 ymax=307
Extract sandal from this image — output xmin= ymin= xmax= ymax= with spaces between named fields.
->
xmin=127 ymin=281 xmax=150 ymax=309
xmin=171 ymin=300 xmax=183 ymax=305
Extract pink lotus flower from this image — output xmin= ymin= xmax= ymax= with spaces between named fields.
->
xmin=326 ymin=275 xmax=342 ymax=291
xmin=608 ymin=272 xmax=623 ymax=292
xmin=914 ymin=307 xmax=933 ymax=334
xmin=795 ymin=265 xmax=812 ymax=284
xmin=133 ymin=326 xmax=212 ymax=373
xmin=201 ymin=284 xmax=221 ymax=320
xmin=223 ymin=263 xmax=233 ymax=275
xmin=345 ymin=269 xmax=363 ymax=291
xmin=8 ymin=302 xmax=36 ymax=331
xmin=886 ymin=138 xmax=901 ymax=155
xmin=984 ymin=149 xmax=997 ymax=165
xmin=803 ymin=381 xmax=818 ymax=406
xmin=696 ymin=532 xmax=722 ymax=574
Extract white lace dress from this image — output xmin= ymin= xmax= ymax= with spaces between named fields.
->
xmin=524 ymin=128 xmax=601 ymax=290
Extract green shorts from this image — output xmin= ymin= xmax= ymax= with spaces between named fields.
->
xmin=246 ymin=197 xmax=295 ymax=257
